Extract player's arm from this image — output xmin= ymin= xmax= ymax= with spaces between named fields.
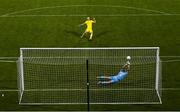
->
xmin=122 ymin=63 xmax=127 ymax=69
xmin=122 ymin=61 xmax=130 ymax=71
xmin=79 ymin=21 xmax=86 ymax=26
xmin=93 ymin=18 xmax=96 ymax=23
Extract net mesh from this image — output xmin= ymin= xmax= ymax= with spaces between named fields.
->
xmin=89 ymin=57 xmax=157 ymax=103
xmin=18 ymin=48 xmax=161 ymax=104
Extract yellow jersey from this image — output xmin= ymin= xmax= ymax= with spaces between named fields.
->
xmin=84 ymin=20 xmax=95 ymax=33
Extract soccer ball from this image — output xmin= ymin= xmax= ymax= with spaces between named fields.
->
xmin=127 ymin=56 xmax=131 ymax=60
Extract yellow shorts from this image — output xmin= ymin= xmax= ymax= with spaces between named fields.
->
xmin=85 ymin=29 xmax=93 ymax=33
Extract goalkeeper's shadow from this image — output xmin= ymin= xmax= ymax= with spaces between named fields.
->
xmin=63 ymin=30 xmax=81 ymax=37
xmin=95 ymin=30 xmax=112 ymax=38
xmin=63 ymin=29 xmax=112 ymax=39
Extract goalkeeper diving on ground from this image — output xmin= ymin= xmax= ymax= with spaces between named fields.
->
xmin=97 ymin=56 xmax=131 ymax=85
xmin=79 ymin=17 xmax=96 ymax=40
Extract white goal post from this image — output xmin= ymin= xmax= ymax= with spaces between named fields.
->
xmin=17 ymin=47 xmax=162 ymax=105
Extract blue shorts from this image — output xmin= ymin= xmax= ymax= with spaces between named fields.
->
xmin=110 ymin=71 xmax=128 ymax=83
xmin=110 ymin=76 xmax=119 ymax=83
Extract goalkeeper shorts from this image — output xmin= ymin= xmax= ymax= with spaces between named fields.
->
xmin=85 ymin=29 xmax=93 ymax=33
xmin=110 ymin=72 xmax=128 ymax=83
xmin=110 ymin=76 xmax=120 ymax=83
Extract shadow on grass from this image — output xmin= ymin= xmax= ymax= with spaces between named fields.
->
xmin=64 ymin=30 xmax=81 ymax=37
xmin=63 ymin=29 xmax=113 ymax=47
xmin=64 ymin=29 xmax=112 ymax=39
xmin=95 ymin=30 xmax=112 ymax=38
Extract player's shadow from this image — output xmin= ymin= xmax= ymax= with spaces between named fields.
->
xmin=63 ymin=29 xmax=112 ymax=40
xmin=64 ymin=30 xmax=81 ymax=37
xmin=95 ymin=30 xmax=112 ymax=38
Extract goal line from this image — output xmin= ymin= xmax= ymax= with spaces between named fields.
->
xmin=24 ymin=88 xmax=156 ymax=91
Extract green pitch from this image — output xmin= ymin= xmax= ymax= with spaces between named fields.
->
xmin=0 ymin=0 xmax=180 ymax=111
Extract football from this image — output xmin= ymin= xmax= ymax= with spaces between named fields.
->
xmin=127 ymin=56 xmax=131 ymax=60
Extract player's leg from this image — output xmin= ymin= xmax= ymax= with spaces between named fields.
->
xmin=96 ymin=76 xmax=111 ymax=80
xmin=98 ymin=76 xmax=118 ymax=85
xmin=81 ymin=30 xmax=87 ymax=38
xmin=97 ymin=76 xmax=111 ymax=84
xmin=98 ymin=80 xmax=113 ymax=84
xmin=81 ymin=32 xmax=86 ymax=38
xmin=97 ymin=73 xmax=114 ymax=80
xmin=89 ymin=31 xmax=93 ymax=40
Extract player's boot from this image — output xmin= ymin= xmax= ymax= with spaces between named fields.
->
xmin=97 ymin=81 xmax=102 ymax=84
xmin=96 ymin=76 xmax=104 ymax=79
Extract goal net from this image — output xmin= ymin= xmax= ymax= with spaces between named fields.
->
xmin=17 ymin=47 xmax=162 ymax=104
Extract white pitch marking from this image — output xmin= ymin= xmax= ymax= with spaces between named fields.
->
xmin=23 ymin=88 xmax=180 ymax=91
xmin=0 ymin=89 xmax=18 ymax=91
xmin=0 ymin=57 xmax=18 ymax=59
xmin=161 ymin=59 xmax=180 ymax=63
xmin=1 ymin=14 xmax=180 ymax=17
xmin=0 ymin=5 xmax=171 ymax=17
xmin=0 ymin=60 xmax=16 ymax=63
xmin=160 ymin=56 xmax=180 ymax=58
xmin=161 ymin=88 xmax=180 ymax=90
xmin=0 ymin=88 xmax=180 ymax=92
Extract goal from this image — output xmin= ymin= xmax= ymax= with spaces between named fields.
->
xmin=17 ymin=47 xmax=162 ymax=105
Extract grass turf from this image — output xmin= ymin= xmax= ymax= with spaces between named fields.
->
xmin=0 ymin=0 xmax=180 ymax=111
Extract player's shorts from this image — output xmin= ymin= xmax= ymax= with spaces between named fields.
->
xmin=110 ymin=70 xmax=128 ymax=83
xmin=110 ymin=76 xmax=119 ymax=83
xmin=85 ymin=29 xmax=93 ymax=33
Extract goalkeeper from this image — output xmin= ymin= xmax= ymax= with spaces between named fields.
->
xmin=80 ymin=17 xmax=96 ymax=40
xmin=97 ymin=56 xmax=131 ymax=85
